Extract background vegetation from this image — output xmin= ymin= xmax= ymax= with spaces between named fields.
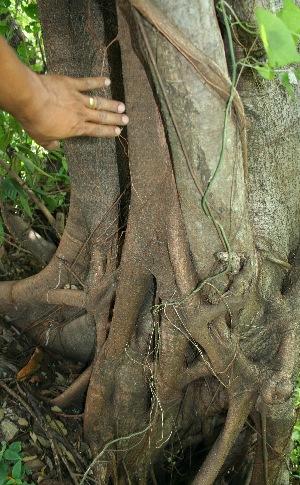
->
xmin=0 ymin=0 xmax=69 ymax=257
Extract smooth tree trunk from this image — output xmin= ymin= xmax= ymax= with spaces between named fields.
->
xmin=1 ymin=0 xmax=300 ymax=483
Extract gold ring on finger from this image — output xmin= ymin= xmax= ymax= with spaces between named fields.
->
xmin=89 ymin=96 xmax=96 ymax=109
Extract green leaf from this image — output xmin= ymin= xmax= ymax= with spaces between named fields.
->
xmin=19 ymin=196 xmax=33 ymax=219
xmin=7 ymin=116 xmax=23 ymax=138
xmin=23 ymin=4 xmax=39 ymax=20
xmin=278 ymin=71 xmax=295 ymax=99
xmin=277 ymin=0 xmax=300 ymax=43
xmin=0 ymin=132 xmax=9 ymax=152
xmin=0 ymin=216 xmax=4 ymax=245
xmin=8 ymin=442 xmax=21 ymax=455
xmin=293 ymin=428 xmax=300 ymax=440
xmin=42 ymin=195 xmax=58 ymax=213
xmin=0 ymin=23 xmax=10 ymax=36
xmin=22 ymin=466 xmax=31 ymax=476
xmin=293 ymin=69 xmax=300 ymax=80
xmin=61 ymin=157 xmax=68 ymax=172
xmin=0 ymin=110 xmax=6 ymax=125
xmin=255 ymin=8 xmax=300 ymax=67
xmin=0 ymin=442 xmax=6 ymax=460
xmin=12 ymin=460 xmax=22 ymax=480
xmin=4 ymin=449 xmax=21 ymax=462
xmin=15 ymin=152 xmax=54 ymax=179
xmin=0 ymin=461 xmax=9 ymax=485
xmin=0 ymin=0 xmax=10 ymax=8
xmin=1 ymin=178 xmax=20 ymax=201
xmin=255 ymin=63 xmax=275 ymax=80
xmin=0 ymin=5 xmax=9 ymax=14
xmin=31 ymin=63 xmax=44 ymax=73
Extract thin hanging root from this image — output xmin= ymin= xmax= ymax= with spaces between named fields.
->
xmin=260 ymin=404 xmax=269 ymax=485
xmin=192 ymin=390 xmax=254 ymax=485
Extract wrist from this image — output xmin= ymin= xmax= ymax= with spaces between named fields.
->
xmin=10 ymin=72 xmax=49 ymax=124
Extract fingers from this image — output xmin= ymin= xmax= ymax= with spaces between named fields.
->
xmin=82 ymin=94 xmax=129 ymax=137
xmin=72 ymin=78 xmax=129 ymax=136
xmin=71 ymin=76 xmax=112 ymax=92
xmin=86 ymin=94 xmax=126 ymax=114
xmin=86 ymin=107 xmax=129 ymax=128
xmin=37 ymin=74 xmax=129 ymax=144
xmin=80 ymin=122 xmax=124 ymax=138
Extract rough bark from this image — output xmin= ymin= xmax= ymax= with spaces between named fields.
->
xmin=1 ymin=0 xmax=299 ymax=484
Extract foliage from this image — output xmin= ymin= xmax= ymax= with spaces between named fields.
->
xmin=0 ymin=441 xmax=35 ymax=485
xmin=0 ymin=1 xmax=69 ymax=246
xmin=254 ymin=0 xmax=300 ymax=98
xmin=0 ymin=0 xmax=43 ymax=70
xmin=291 ymin=378 xmax=300 ymax=480
xmin=220 ymin=0 xmax=300 ymax=99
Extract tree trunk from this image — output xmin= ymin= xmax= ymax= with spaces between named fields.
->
xmin=1 ymin=0 xmax=300 ymax=483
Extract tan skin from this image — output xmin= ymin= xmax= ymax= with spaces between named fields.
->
xmin=0 ymin=37 xmax=129 ymax=150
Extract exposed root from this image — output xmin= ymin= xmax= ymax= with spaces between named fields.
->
xmin=48 ymin=365 xmax=92 ymax=409
xmin=192 ymin=390 xmax=254 ymax=485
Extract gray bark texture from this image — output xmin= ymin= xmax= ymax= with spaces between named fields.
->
xmin=1 ymin=0 xmax=300 ymax=483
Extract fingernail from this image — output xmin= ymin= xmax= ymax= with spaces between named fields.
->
xmin=104 ymin=78 xmax=111 ymax=86
xmin=122 ymin=115 xmax=129 ymax=124
xmin=115 ymin=127 xmax=121 ymax=136
xmin=118 ymin=104 xmax=125 ymax=113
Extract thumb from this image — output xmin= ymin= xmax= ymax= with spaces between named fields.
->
xmin=42 ymin=140 xmax=60 ymax=151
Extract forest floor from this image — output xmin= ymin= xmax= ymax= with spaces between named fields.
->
xmin=1 ymin=241 xmax=300 ymax=485
xmin=0 ymin=249 xmax=90 ymax=485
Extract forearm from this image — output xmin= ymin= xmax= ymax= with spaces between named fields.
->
xmin=0 ymin=37 xmax=44 ymax=120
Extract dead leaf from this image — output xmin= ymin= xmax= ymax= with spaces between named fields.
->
xmin=23 ymin=454 xmax=38 ymax=463
xmin=17 ymin=347 xmax=43 ymax=380
xmin=18 ymin=417 xmax=29 ymax=427
xmin=37 ymin=435 xmax=50 ymax=448
xmin=58 ymin=443 xmax=77 ymax=466
xmin=24 ymin=457 xmax=45 ymax=472
xmin=51 ymin=406 xmax=62 ymax=413
xmin=30 ymin=430 xmax=38 ymax=444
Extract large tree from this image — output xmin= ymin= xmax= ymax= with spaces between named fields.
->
xmin=1 ymin=0 xmax=300 ymax=483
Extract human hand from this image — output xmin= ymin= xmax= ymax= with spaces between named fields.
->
xmin=19 ymin=74 xmax=129 ymax=150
